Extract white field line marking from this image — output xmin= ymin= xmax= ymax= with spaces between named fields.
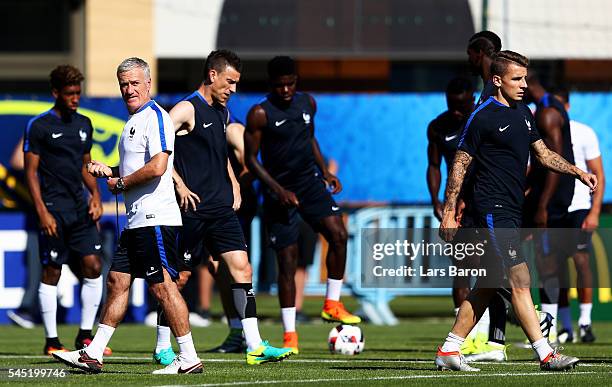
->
xmin=0 ymin=355 xmax=610 ymax=368
xmin=156 ymin=371 xmax=603 ymax=387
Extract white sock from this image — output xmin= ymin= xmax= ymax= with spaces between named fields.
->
xmin=541 ymin=303 xmax=558 ymax=337
xmin=441 ymin=332 xmax=464 ymax=353
xmin=39 ymin=283 xmax=58 ymax=338
xmin=579 ymin=303 xmax=592 ymax=326
xmin=176 ymin=332 xmax=199 ymax=363
xmin=156 ymin=325 xmax=172 ymax=353
xmin=242 ymin=317 xmax=263 ymax=351
xmin=476 ymin=308 xmax=490 ymax=339
xmin=80 ymin=276 xmax=103 ymax=330
xmin=229 ymin=317 xmax=242 ymax=330
xmin=532 ymin=337 xmax=554 ymax=361
xmin=85 ymin=324 xmax=115 ymax=361
xmin=325 ymin=278 xmax=343 ymax=301
xmin=281 ymin=307 xmax=296 ymax=333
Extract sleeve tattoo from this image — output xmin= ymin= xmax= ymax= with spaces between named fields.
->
xmin=443 ymin=150 xmax=473 ymax=213
xmin=531 ymin=140 xmax=580 ymax=177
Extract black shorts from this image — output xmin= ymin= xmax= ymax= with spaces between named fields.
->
xmin=237 ymin=185 xmax=258 ymax=231
xmin=568 ymin=210 xmax=592 ymax=252
xmin=264 ymin=176 xmax=339 ymax=250
xmin=297 ymin=216 xmax=318 ymax=268
xmin=453 ymin=201 xmax=480 ymax=265
xmin=476 ymin=211 xmax=525 ymax=270
xmin=39 ymin=208 xmax=101 ymax=268
xmin=459 ymin=195 xmax=476 ymax=228
xmin=450 ymin=227 xmax=483 ymax=268
xmin=110 ymin=226 xmax=179 ymax=284
xmin=544 ymin=209 xmax=592 ymax=254
xmin=178 ymin=212 xmax=247 ymax=271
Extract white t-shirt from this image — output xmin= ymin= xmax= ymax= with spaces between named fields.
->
xmin=118 ymin=100 xmax=181 ymax=229
xmin=568 ymin=120 xmax=601 ymax=212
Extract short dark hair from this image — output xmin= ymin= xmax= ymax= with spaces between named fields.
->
xmin=50 ymin=65 xmax=84 ymax=91
xmin=491 ymin=50 xmax=529 ymax=77
xmin=204 ymin=49 xmax=242 ymax=81
xmin=467 ymin=31 xmax=502 ymax=57
xmin=446 ymin=77 xmax=474 ymax=96
xmin=550 ymin=85 xmax=570 ymax=104
xmin=267 ymin=56 xmax=296 ymax=79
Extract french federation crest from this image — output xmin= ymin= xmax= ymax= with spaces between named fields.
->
xmin=303 ymin=112 xmax=311 ymax=125
xmin=524 ymin=118 xmax=531 ymax=131
xmin=79 ymin=129 xmax=87 ymax=142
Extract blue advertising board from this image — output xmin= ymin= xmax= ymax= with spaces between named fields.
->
xmin=2 ymin=92 xmax=611 ymax=205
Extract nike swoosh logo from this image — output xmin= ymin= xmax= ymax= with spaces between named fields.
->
xmin=444 ymin=134 xmax=458 ymax=141
xmin=146 ymin=270 xmax=159 ymax=276
xmin=203 ymin=122 xmax=213 ymax=128
xmin=332 ymin=206 xmax=340 ymax=211
xmin=275 ymin=119 xmax=287 ymax=126
xmin=498 ymin=125 xmax=510 ymax=132
xmin=52 ymin=133 xmax=63 ymax=138
xmin=178 ymin=362 xmax=203 ymax=374
xmin=94 ymin=244 xmax=101 ymax=250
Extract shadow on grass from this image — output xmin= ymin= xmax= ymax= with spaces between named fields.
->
xmin=578 ymin=358 xmax=612 ymax=364
xmin=31 ymin=359 xmax=153 ymax=367
xmin=66 ymin=369 xmax=150 ymax=375
xmin=330 ymin=366 xmax=432 ymax=371
xmin=409 ymin=337 xmax=446 ymax=342
xmin=32 ymin=360 xmax=65 ymax=365
xmin=364 ymin=348 xmax=424 ymax=353
xmin=337 ymin=357 xmax=434 ymax=363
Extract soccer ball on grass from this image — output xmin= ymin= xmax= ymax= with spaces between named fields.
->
xmin=328 ymin=324 xmax=364 ymax=355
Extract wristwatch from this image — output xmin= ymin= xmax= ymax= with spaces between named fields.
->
xmin=115 ymin=177 xmax=126 ymax=192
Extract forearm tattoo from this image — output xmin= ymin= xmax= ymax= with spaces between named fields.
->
xmin=443 ymin=150 xmax=472 ymax=214
xmin=532 ymin=140 xmax=579 ymax=177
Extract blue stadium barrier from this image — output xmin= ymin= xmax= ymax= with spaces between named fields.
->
xmin=346 ymin=206 xmax=450 ymax=325
xmin=249 ymin=205 xmax=452 ymax=326
xmin=3 ymin=92 xmax=612 ymax=206
xmin=0 ymin=212 xmax=147 ymax=325
xmin=1 ymin=207 xmax=447 ymax=325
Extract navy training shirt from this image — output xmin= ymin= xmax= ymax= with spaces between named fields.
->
xmin=174 ymin=92 xmax=233 ymax=218
xmin=23 ymin=109 xmax=93 ymax=211
xmin=429 ymin=109 xmax=475 ymax=208
xmin=428 ymin=111 xmax=463 ymax=171
xmin=527 ymin=93 xmax=575 ymax=217
xmin=259 ymin=92 xmax=317 ymax=189
xmin=458 ymin=97 xmax=541 ymax=217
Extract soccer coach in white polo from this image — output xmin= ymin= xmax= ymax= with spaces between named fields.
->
xmin=53 ymin=57 xmax=202 ymax=375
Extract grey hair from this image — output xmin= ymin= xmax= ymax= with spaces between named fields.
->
xmin=117 ymin=57 xmax=150 ymax=80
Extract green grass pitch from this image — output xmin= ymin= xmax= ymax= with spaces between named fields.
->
xmin=0 ymin=296 xmax=610 ymax=386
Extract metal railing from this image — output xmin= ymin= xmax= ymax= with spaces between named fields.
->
xmin=346 ymin=206 xmax=450 ymax=325
xmin=249 ymin=205 xmax=450 ymax=325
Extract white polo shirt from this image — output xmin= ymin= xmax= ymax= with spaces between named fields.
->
xmin=118 ymin=100 xmax=181 ymax=229
xmin=568 ymin=120 xmax=601 ymax=213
